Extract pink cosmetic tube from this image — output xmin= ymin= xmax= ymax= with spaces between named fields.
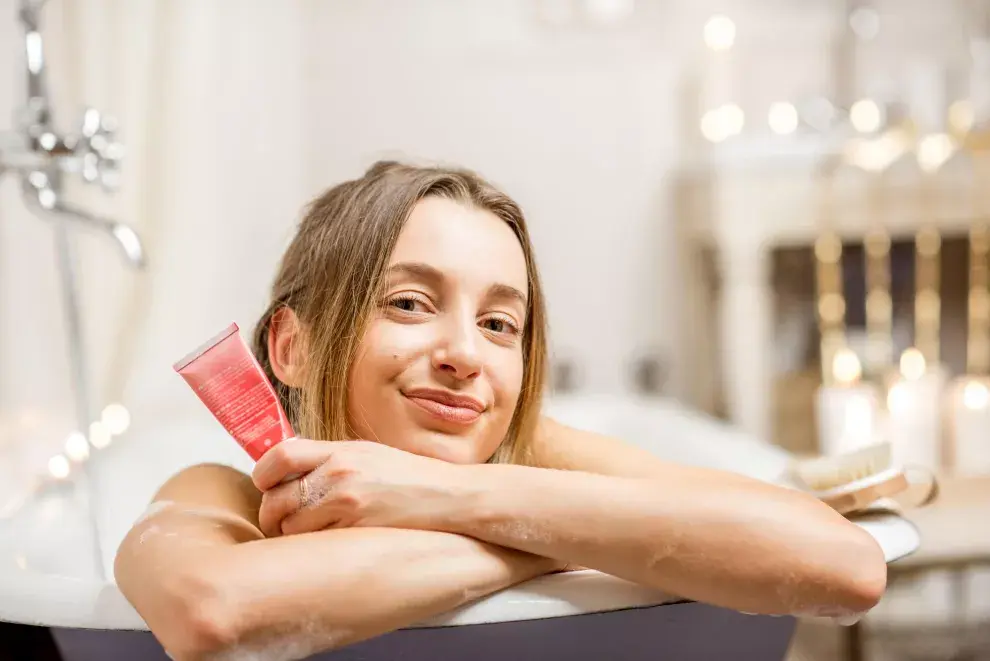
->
xmin=174 ymin=322 xmax=294 ymax=461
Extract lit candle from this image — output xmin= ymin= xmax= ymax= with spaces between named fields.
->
xmin=815 ymin=348 xmax=881 ymax=455
xmin=699 ymin=15 xmax=739 ymax=144
xmin=702 ymin=15 xmax=736 ymax=104
xmin=884 ymin=348 xmax=945 ymax=469
xmin=950 ymin=377 xmax=990 ymax=475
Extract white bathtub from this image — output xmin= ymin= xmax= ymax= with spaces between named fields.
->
xmin=0 ymin=394 xmax=919 ymax=660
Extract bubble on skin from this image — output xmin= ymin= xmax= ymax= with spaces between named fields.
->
xmin=131 ymin=510 xmax=355 ymax=659
xmin=138 ymin=524 xmax=161 ymax=545
xmin=134 ymin=500 xmax=179 ymax=525
xmin=204 ymin=617 xmax=355 ymax=661
xmin=646 ymin=530 xmax=684 ymax=570
xmin=827 ymin=612 xmax=865 ymax=626
xmin=302 ymin=474 xmax=335 ymax=509
xmin=647 ymin=536 xmax=869 ymax=622
xmin=773 ymin=571 xmax=867 ymax=621
xmin=133 ymin=500 xmax=264 ymax=541
xmin=483 ymin=520 xmax=554 ymax=545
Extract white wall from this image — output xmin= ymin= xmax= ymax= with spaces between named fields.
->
xmin=0 ymin=0 xmax=694 ymax=467
xmin=302 ymin=0 xmax=684 ymax=394
xmin=0 ymin=0 xmax=977 ymax=479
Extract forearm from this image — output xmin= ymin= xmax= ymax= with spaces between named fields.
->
xmin=447 ymin=464 xmax=886 ymax=617
xmin=119 ymin=515 xmax=552 ymax=661
xmin=208 ymin=528 xmax=552 ymax=656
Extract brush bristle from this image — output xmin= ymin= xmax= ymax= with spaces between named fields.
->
xmin=794 ymin=443 xmax=893 ymax=493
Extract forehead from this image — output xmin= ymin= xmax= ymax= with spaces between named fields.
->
xmin=390 ymin=196 xmax=528 ymax=293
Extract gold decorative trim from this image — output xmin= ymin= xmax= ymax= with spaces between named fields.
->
xmin=815 ymin=168 xmax=847 ymax=386
xmin=864 ymin=173 xmax=893 ymax=376
xmin=968 ymin=155 xmax=990 ymax=374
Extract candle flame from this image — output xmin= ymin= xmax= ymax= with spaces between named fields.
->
xmin=887 ymin=382 xmax=911 ymax=414
xmin=899 ymin=348 xmax=926 ymax=381
xmin=963 ymin=381 xmax=990 ymax=411
xmin=833 ymin=348 xmax=862 ymax=385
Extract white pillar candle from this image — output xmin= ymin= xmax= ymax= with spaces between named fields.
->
xmin=951 ymin=377 xmax=990 ymax=476
xmin=702 ymin=50 xmax=734 ymax=111
xmin=700 ymin=15 xmax=736 ymax=108
xmin=885 ymin=366 xmax=947 ymax=469
xmin=718 ymin=246 xmax=772 ymax=442
xmin=815 ymin=384 xmax=881 ymax=456
xmin=905 ymin=60 xmax=948 ymax=133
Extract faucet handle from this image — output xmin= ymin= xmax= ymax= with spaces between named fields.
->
xmin=75 ymin=107 xmax=124 ymax=191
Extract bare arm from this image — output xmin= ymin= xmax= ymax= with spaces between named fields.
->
xmin=114 ymin=464 xmax=556 ymax=661
xmin=440 ymin=418 xmax=887 ymax=618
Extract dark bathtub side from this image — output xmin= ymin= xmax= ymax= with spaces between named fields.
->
xmin=46 ymin=602 xmax=796 ymax=661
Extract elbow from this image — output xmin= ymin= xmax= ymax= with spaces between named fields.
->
xmin=817 ymin=528 xmax=888 ymax=617
xmin=175 ymin=601 xmax=240 ymax=661
xmin=157 ymin=568 xmax=242 ymax=661
xmin=840 ymin=534 xmax=888 ymax=613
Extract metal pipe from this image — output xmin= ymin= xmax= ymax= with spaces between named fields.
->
xmin=22 ymin=173 xmax=146 ymax=267
xmin=9 ymin=0 xmax=107 ymax=579
xmin=18 ymin=0 xmax=52 ymax=130
xmin=53 ymin=213 xmax=92 ymax=440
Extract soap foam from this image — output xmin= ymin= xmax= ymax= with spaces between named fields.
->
xmin=302 ymin=474 xmax=335 ymax=509
xmin=133 ymin=500 xmax=264 ymax=541
xmin=483 ymin=519 xmax=554 ymax=545
xmin=646 ymin=530 xmax=684 ymax=569
xmin=134 ymin=500 xmax=179 ymax=526
xmin=204 ymin=616 xmax=355 ymax=661
xmin=137 ymin=524 xmax=162 ymax=545
xmin=774 ymin=573 xmax=867 ymax=622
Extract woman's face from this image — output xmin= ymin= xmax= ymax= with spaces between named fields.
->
xmin=347 ymin=196 xmax=529 ymax=464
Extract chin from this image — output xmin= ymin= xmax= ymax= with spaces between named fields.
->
xmin=404 ymin=429 xmax=494 ymax=465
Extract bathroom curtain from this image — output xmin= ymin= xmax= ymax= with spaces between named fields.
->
xmin=0 ymin=0 xmax=311 ymax=485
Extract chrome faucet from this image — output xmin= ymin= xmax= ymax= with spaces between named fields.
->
xmin=0 ymin=0 xmax=144 ymax=572
xmin=3 ymin=0 xmax=145 ymax=267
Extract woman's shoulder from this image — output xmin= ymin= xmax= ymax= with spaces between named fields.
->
xmin=152 ymin=463 xmax=262 ymax=522
xmin=527 ymin=415 xmax=674 ymax=480
xmin=520 ymin=416 xmax=573 ymax=468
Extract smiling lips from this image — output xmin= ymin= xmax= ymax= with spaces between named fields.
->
xmin=403 ymin=388 xmax=485 ymax=425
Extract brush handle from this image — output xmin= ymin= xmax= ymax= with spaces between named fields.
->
xmin=821 ymin=472 xmax=910 ymax=515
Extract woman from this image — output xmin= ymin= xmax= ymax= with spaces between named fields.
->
xmin=115 ymin=161 xmax=887 ymax=661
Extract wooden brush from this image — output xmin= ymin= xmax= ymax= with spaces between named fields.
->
xmin=792 ymin=443 xmax=909 ymax=515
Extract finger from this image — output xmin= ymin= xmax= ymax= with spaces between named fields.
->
xmin=280 ymin=503 xmax=342 ymax=536
xmin=252 ymin=439 xmax=332 ymax=491
xmin=258 ymin=478 xmax=308 ymax=538
xmin=279 ymin=472 xmax=345 ymax=535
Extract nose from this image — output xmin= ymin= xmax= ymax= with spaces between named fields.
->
xmin=432 ymin=312 xmax=482 ymax=381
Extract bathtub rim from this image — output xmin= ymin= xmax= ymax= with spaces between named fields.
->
xmin=0 ymin=512 xmax=920 ymax=632
xmin=0 ymin=567 xmax=684 ymax=632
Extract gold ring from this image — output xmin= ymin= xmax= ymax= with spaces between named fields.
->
xmin=298 ymin=475 xmax=310 ymax=509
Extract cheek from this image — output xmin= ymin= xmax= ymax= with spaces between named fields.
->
xmin=489 ymin=348 xmax=525 ymax=410
xmin=348 ymin=319 xmax=428 ymax=412
xmin=350 ymin=322 xmax=410 ymax=389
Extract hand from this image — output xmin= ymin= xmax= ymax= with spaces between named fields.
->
xmin=252 ymin=439 xmax=468 ymax=538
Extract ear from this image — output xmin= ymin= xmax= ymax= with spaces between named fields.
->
xmin=268 ymin=307 xmax=307 ymax=388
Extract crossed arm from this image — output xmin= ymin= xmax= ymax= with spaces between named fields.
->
xmin=115 ymin=419 xmax=886 ymax=660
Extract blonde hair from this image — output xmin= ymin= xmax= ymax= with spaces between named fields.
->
xmin=252 ymin=161 xmax=548 ymax=464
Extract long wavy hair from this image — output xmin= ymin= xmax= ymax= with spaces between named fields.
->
xmin=252 ymin=161 xmax=548 ymax=464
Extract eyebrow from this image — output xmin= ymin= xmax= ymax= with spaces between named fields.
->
xmin=487 ymin=282 xmax=528 ymax=308
xmin=387 ymin=261 xmax=528 ymax=307
xmin=388 ymin=261 xmax=444 ymax=287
